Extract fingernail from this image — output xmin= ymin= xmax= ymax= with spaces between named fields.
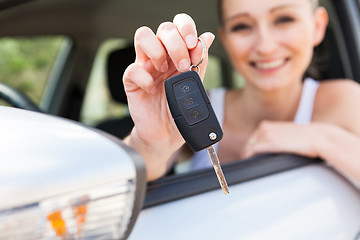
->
xmin=185 ymin=34 xmax=197 ymax=49
xmin=209 ymin=33 xmax=216 ymax=45
xmin=178 ymin=58 xmax=190 ymax=72
xmin=160 ymin=61 xmax=168 ymax=72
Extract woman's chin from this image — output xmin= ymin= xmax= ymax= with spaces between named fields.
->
xmin=244 ymin=76 xmax=290 ymax=93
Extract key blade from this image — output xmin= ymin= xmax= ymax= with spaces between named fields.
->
xmin=206 ymin=146 xmax=229 ymax=194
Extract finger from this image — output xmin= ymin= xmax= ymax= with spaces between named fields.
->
xmin=189 ymin=32 xmax=216 ymax=79
xmin=123 ymin=63 xmax=155 ymax=94
xmin=157 ymin=22 xmax=191 ymax=72
xmin=134 ymin=26 xmax=169 ymax=72
xmin=173 ymin=13 xmax=198 ymax=49
xmin=242 ymin=135 xmax=282 ymax=159
xmin=190 ymin=32 xmax=215 ymax=65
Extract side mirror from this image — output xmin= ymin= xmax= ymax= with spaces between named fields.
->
xmin=0 ymin=106 xmax=146 ymax=239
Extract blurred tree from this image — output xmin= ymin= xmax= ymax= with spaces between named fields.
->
xmin=0 ymin=37 xmax=64 ymax=104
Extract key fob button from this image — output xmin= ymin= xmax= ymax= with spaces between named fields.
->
xmin=173 ymin=79 xmax=198 ymax=98
xmin=178 ymin=90 xmax=209 ymax=125
xmin=184 ymin=105 xmax=209 ymax=125
xmin=177 ymin=90 xmax=204 ymax=110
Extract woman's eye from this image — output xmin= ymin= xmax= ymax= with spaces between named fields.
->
xmin=275 ymin=16 xmax=295 ymax=25
xmin=230 ymin=23 xmax=252 ymax=32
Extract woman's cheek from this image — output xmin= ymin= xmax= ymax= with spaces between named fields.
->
xmin=277 ymin=26 xmax=313 ymax=52
xmin=226 ymin=35 xmax=254 ymax=63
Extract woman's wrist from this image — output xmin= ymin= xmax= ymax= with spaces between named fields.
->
xmin=124 ymin=128 xmax=184 ymax=181
xmin=312 ymin=122 xmax=360 ymax=182
xmin=313 ymin=123 xmax=341 ymax=158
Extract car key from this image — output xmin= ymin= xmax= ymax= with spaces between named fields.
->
xmin=165 ymin=38 xmax=229 ymax=194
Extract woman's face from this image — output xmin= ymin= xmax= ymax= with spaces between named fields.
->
xmin=219 ymin=0 xmax=327 ymax=92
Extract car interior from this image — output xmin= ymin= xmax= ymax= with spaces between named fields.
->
xmin=95 ymin=46 xmax=135 ymax=139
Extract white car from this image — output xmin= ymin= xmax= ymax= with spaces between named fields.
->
xmin=0 ymin=0 xmax=360 ymax=239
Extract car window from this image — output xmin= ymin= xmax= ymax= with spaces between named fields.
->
xmin=0 ymin=36 xmax=67 ymax=106
xmin=204 ymin=56 xmax=245 ymax=89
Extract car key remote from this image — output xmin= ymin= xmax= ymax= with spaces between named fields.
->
xmin=165 ymin=71 xmax=223 ymax=151
xmin=164 ymin=39 xmax=229 ymax=194
xmin=165 ymin=71 xmax=229 ymax=194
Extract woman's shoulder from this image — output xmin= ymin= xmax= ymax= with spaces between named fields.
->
xmin=317 ymin=78 xmax=360 ymax=101
xmin=318 ymin=78 xmax=359 ymax=88
xmin=314 ymin=78 xmax=360 ymax=126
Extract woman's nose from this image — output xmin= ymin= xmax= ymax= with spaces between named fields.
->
xmin=254 ymin=25 xmax=278 ymax=56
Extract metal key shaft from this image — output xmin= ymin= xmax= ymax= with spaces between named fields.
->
xmin=206 ymin=145 xmax=229 ymax=194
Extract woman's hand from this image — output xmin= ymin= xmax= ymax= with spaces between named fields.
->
xmin=242 ymin=121 xmax=319 ymax=159
xmin=123 ymin=13 xmax=215 ymax=180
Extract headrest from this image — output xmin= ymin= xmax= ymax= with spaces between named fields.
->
xmin=106 ymin=45 xmax=136 ymax=104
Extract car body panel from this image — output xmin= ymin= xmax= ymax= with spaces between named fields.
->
xmin=129 ymin=165 xmax=360 ymax=240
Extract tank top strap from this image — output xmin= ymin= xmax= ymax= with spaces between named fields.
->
xmin=294 ymin=78 xmax=320 ymax=124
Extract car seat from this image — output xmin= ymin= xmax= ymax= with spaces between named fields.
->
xmin=96 ymin=45 xmax=135 ymax=139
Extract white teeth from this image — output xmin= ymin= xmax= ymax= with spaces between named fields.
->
xmin=255 ymin=59 xmax=285 ymax=70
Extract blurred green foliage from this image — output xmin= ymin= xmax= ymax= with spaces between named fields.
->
xmin=0 ymin=37 xmax=64 ymax=104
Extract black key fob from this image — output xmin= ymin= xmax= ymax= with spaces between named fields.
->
xmin=165 ymin=71 xmax=223 ymax=152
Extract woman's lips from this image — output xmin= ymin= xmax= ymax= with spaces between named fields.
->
xmin=250 ymin=58 xmax=289 ymax=71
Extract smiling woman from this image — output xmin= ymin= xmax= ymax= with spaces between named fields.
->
xmin=122 ymin=0 xmax=360 ymax=185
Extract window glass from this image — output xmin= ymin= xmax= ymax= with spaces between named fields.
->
xmin=0 ymin=36 xmax=66 ymax=106
xmin=232 ymin=71 xmax=246 ymax=88
xmin=204 ymin=56 xmax=245 ymax=90
xmin=203 ymin=56 xmax=223 ymax=90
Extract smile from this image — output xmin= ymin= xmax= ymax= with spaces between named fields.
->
xmin=251 ymin=58 xmax=289 ymax=70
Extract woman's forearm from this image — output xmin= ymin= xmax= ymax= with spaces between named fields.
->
xmin=242 ymin=121 xmax=360 ymax=184
xmin=315 ymin=123 xmax=360 ymax=183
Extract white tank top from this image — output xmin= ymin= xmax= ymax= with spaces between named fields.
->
xmin=191 ymin=78 xmax=320 ymax=170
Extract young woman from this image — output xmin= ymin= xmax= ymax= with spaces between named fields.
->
xmin=123 ymin=0 xmax=360 ymax=183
